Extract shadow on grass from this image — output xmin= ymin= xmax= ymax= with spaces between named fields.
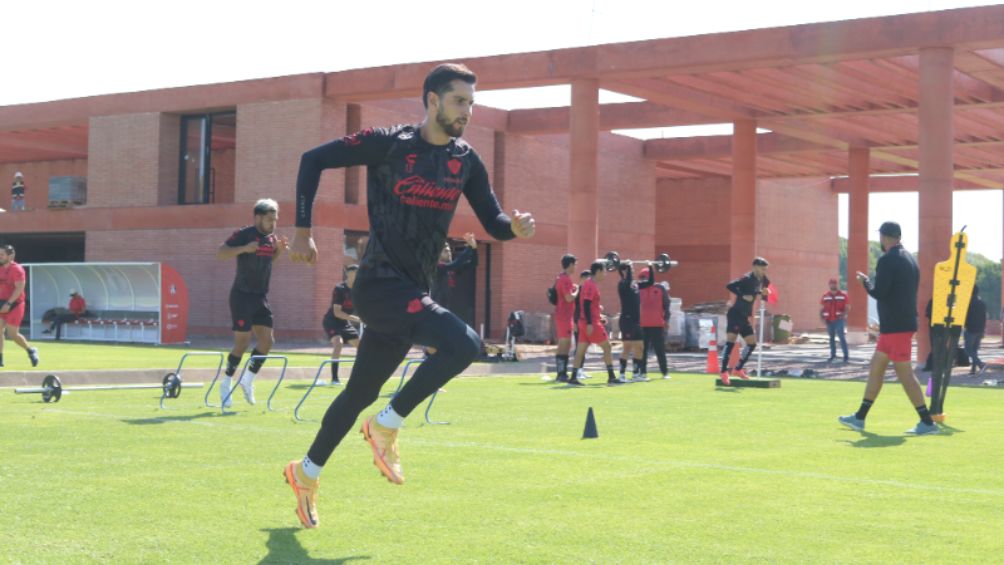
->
xmin=121 ymin=411 xmax=232 ymax=425
xmin=258 ymin=527 xmax=370 ymax=564
xmin=839 ymin=431 xmax=906 ymax=448
xmin=714 ymin=386 xmax=741 ymax=393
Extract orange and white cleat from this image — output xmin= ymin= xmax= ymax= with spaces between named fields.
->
xmin=283 ymin=460 xmax=320 ymax=529
xmin=731 ymin=368 xmax=751 ymax=380
xmin=719 ymin=371 xmax=732 ymax=386
xmin=361 ymin=416 xmax=405 ymax=485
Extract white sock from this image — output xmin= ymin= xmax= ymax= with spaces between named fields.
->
xmin=301 ymin=455 xmax=322 ymax=480
xmin=222 ymin=376 xmax=232 ymax=389
xmin=376 ymin=404 xmax=404 ymax=429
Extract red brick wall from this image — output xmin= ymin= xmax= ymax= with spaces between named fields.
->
xmin=657 ymin=175 xmax=839 ymax=332
xmin=756 ymin=177 xmax=839 ymax=332
xmin=85 ymin=225 xmax=343 ymax=340
xmin=87 ymin=113 xmax=165 ymax=207
xmin=1 ymin=159 xmax=87 ymax=210
xmin=235 ymin=98 xmax=323 ymax=205
xmin=657 ymin=177 xmax=732 ymax=306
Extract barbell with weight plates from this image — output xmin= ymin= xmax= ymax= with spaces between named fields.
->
xmin=13 ymin=373 xmax=203 ymax=403
xmin=599 ymin=251 xmax=678 ymax=273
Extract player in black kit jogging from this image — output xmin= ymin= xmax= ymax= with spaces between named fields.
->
xmin=720 ymin=257 xmax=771 ymax=386
xmin=216 ymin=198 xmax=288 ymax=407
xmin=282 ymin=63 xmax=536 ymax=529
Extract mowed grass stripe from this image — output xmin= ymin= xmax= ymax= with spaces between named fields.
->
xmin=3 ymin=372 xmax=1003 ymax=563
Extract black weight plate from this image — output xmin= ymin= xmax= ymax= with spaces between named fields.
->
xmin=42 ymin=374 xmax=62 ymax=403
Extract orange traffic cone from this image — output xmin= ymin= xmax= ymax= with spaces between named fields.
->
xmin=706 ymin=338 xmax=720 ymax=374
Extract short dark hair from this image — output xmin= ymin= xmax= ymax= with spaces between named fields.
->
xmin=580 ymin=270 xmax=591 ymax=278
xmin=253 ymin=198 xmax=278 ymax=216
xmin=752 ymin=257 xmax=769 ymax=267
xmin=561 ymin=254 xmax=577 ymax=269
xmin=423 ymin=63 xmax=477 ymax=109
xmin=0 ymin=244 xmax=14 ymax=255
xmin=590 ymin=261 xmax=605 ymax=275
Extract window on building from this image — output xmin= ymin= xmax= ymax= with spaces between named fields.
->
xmin=178 ymin=111 xmax=236 ymax=204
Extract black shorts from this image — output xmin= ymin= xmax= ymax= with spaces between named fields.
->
xmin=229 ymin=287 xmax=273 ymax=331
xmin=726 ymin=309 xmax=754 ymax=338
xmin=323 ymin=313 xmax=360 ymax=342
xmin=619 ymin=318 xmax=642 ymax=341
xmin=352 ymin=267 xmax=446 ymax=340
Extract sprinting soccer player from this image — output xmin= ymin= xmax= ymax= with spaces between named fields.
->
xmin=322 ymin=265 xmax=361 ymax=385
xmin=284 ymin=63 xmax=536 ymax=529
xmin=552 ymin=254 xmax=579 ymax=383
xmin=616 ymin=261 xmax=646 ymax=381
xmin=215 ymin=199 xmax=287 ymax=407
xmin=839 ymin=221 xmax=939 ymax=435
xmin=569 ymin=261 xmax=621 ymax=387
xmin=720 ymin=257 xmax=771 ymax=385
xmin=0 ymin=245 xmax=39 ymax=368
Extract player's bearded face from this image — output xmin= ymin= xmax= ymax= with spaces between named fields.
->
xmin=436 ymin=104 xmax=466 ymax=137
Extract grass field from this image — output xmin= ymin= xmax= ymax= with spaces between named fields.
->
xmin=3 ymin=359 xmax=1004 ymax=564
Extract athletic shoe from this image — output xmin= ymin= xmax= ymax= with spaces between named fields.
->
xmin=662 ymin=373 xmax=672 ymax=380
xmin=838 ymin=414 xmax=865 ymax=431
xmin=719 ymin=371 xmax=732 ymax=386
xmin=330 ymin=378 xmax=342 ymax=386
xmin=219 ymin=378 xmax=233 ymax=409
xmin=27 ymin=348 xmax=39 ymax=367
xmin=361 ymin=416 xmax=404 ymax=485
xmin=566 ymin=377 xmax=585 ymax=387
xmin=905 ymin=421 xmax=940 ymax=435
xmin=731 ymin=369 xmax=750 ymax=380
xmin=826 ymin=357 xmax=835 ymax=363
xmin=238 ymin=369 xmax=256 ymax=405
xmin=283 ymin=460 xmax=320 ymax=529
xmin=631 ymin=374 xmax=650 ymax=382
xmin=555 ymin=374 xmax=569 ymax=383
xmin=607 ymin=377 xmax=624 ymax=386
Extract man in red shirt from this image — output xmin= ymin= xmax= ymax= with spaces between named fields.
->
xmin=553 ymin=254 xmax=578 ymax=383
xmin=569 ymin=261 xmax=620 ymax=386
xmin=44 ymin=290 xmax=88 ymax=340
xmin=0 ymin=245 xmax=39 ymax=367
xmin=820 ymin=277 xmax=850 ymax=363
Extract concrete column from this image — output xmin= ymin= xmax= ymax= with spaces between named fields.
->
xmin=847 ymin=147 xmax=870 ymax=335
xmin=730 ymin=119 xmax=757 ymax=276
xmin=568 ymin=79 xmax=600 ymax=265
xmin=917 ymin=47 xmax=955 ymax=364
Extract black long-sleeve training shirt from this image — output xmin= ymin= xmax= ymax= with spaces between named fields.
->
xmin=296 ymin=124 xmax=514 ymax=290
xmin=966 ymin=296 xmax=987 ymax=334
xmin=863 ymin=244 xmax=919 ymax=334
xmin=726 ymin=272 xmax=770 ymax=318
xmin=224 ymin=226 xmax=278 ymax=294
xmin=617 ymin=266 xmax=641 ymax=321
xmin=431 ymin=246 xmax=477 ymax=305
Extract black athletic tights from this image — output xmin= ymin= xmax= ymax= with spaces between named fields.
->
xmin=642 ymin=327 xmax=668 ymax=375
xmin=306 ymin=306 xmax=480 ymax=466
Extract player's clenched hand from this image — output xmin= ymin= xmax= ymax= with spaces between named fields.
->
xmin=511 ymin=209 xmax=535 ymax=239
xmin=463 ymin=232 xmax=477 ymax=248
xmin=290 ymin=228 xmax=317 ymax=265
xmin=244 ymin=240 xmax=260 ymax=254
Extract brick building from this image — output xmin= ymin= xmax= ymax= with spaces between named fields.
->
xmin=4 ymin=7 xmax=1004 ymax=357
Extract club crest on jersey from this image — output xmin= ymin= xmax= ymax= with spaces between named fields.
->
xmin=447 ymin=159 xmax=462 ymax=175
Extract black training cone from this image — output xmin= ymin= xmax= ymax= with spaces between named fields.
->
xmin=582 ymin=407 xmax=599 ymax=439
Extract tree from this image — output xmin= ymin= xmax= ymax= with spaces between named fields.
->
xmin=838 ymin=237 xmax=1000 ymax=320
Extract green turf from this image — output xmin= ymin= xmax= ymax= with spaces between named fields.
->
xmin=2 ymin=373 xmax=1003 ymax=564
xmin=0 ymin=342 xmax=333 ymax=371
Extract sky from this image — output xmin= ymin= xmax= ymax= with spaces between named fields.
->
xmin=4 ymin=0 xmax=1003 ymax=256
